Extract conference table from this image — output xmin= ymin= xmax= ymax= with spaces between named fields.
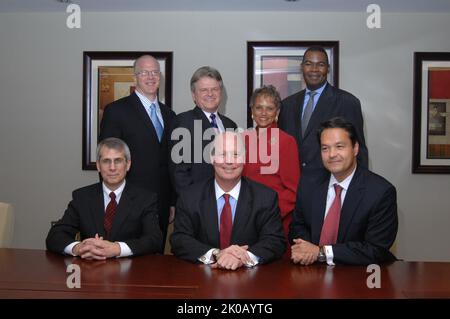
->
xmin=0 ymin=248 xmax=449 ymax=299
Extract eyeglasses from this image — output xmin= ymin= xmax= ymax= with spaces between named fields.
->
xmin=99 ymin=158 xmax=127 ymax=166
xmin=135 ymin=70 xmax=161 ymax=78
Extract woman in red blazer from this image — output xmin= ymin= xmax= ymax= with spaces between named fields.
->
xmin=242 ymin=85 xmax=300 ymax=258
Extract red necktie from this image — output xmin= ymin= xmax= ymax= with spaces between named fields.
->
xmin=104 ymin=192 xmax=117 ymax=236
xmin=220 ymin=194 xmax=232 ymax=249
xmin=319 ymin=184 xmax=343 ymax=246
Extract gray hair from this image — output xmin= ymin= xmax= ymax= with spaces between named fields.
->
xmin=190 ymin=66 xmax=223 ymax=93
xmin=96 ymin=137 xmax=131 ymax=162
xmin=249 ymin=85 xmax=281 ymax=109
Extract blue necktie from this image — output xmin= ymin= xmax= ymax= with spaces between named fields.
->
xmin=301 ymin=91 xmax=317 ymax=137
xmin=149 ymin=103 xmax=163 ymax=142
xmin=210 ymin=113 xmax=218 ymax=129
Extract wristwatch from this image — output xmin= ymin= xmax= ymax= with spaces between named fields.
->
xmin=212 ymin=248 xmax=221 ymax=262
xmin=317 ymin=246 xmax=326 ymax=263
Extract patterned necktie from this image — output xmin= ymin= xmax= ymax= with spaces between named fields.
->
xmin=220 ymin=194 xmax=232 ymax=249
xmin=210 ymin=113 xmax=218 ymax=129
xmin=150 ymin=103 xmax=163 ymax=142
xmin=301 ymin=91 xmax=317 ymax=137
xmin=319 ymin=184 xmax=343 ymax=246
xmin=104 ymin=192 xmax=117 ymax=236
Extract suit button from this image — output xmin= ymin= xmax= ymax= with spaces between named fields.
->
xmin=302 ymin=163 xmax=306 ymax=167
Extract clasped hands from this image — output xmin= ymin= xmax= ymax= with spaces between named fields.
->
xmin=211 ymin=245 xmax=254 ymax=270
xmin=72 ymin=234 xmax=121 ymax=260
xmin=291 ymin=238 xmax=320 ymax=266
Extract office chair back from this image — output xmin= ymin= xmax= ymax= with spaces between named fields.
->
xmin=0 ymin=202 xmax=14 ymax=247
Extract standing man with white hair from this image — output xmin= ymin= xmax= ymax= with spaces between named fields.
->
xmin=99 ymin=55 xmax=176 ymax=249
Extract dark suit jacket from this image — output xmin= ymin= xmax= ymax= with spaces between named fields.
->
xmin=171 ymin=177 xmax=286 ymax=264
xmin=99 ymin=92 xmax=176 ymax=238
xmin=169 ymin=106 xmax=237 ymax=194
xmin=278 ymin=83 xmax=368 ymax=173
xmin=46 ymin=182 xmax=163 ymax=256
xmin=289 ymin=166 xmax=398 ymax=265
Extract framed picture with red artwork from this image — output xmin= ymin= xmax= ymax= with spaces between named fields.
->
xmin=247 ymin=41 xmax=339 ymax=127
xmin=413 ymin=52 xmax=450 ymax=173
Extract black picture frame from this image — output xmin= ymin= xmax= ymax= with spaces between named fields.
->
xmin=247 ymin=41 xmax=339 ymax=127
xmin=412 ymin=52 xmax=450 ymax=174
xmin=82 ymin=51 xmax=173 ymax=170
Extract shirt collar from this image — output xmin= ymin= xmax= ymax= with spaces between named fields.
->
xmin=328 ymin=165 xmax=357 ymax=192
xmin=102 ymin=180 xmax=126 ymax=198
xmin=135 ymin=89 xmax=158 ymax=108
xmin=201 ymin=109 xmax=219 ymax=119
xmin=306 ymin=81 xmax=327 ymax=95
xmin=214 ymin=180 xmax=241 ymax=201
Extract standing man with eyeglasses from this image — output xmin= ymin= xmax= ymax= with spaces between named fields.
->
xmin=99 ymin=55 xmax=176 ymax=250
xmin=278 ymin=46 xmax=368 ymax=175
xmin=169 ymin=66 xmax=237 ymax=195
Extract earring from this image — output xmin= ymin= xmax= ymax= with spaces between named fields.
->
xmin=275 ymin=116 xmax=278 ymax=122
xmin=251 ymin=115 xmax=254 ymax=120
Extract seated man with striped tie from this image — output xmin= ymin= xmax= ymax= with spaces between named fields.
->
xmin=171 ymin=132 xmax=286 ymax=270
xmin=46 ymin=137 xmax=162 ymax=259
xmin=289 ymin=117 xmax=398 ymax=266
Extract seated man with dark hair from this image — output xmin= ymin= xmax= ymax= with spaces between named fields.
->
xmin=289 ymin=117 xmax=397 ymax=265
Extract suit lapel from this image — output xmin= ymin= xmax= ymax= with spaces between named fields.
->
xmin=231 ymin=179 xmax=252 ymax=243
xmin=200 ymin=179 xmax=220 ymax=246
xmin=159 ymin=102 xmax=171 ymax=141
xmin=90 ymin=183 xmax=106 ymax=237
xmin=294 ymin=91 xmax=305 ymax=144
xmin=193 ymin=106 xmax=213 ymax=131
xmin=303 ymin=83 xmax=333 ymax=139
xmin=311 ymin=175 xmax=329 ymax=244
xmin=130 ymin=93 xmax=161 ymax=143
xmin=338 ymin=167 xmax=365 ymax=242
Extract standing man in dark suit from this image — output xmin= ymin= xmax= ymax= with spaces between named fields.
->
xmin=99 ymin=55 xmax=176 ymax=248
xmin=289 ymin=117 xmax=397 ymax=265
xmin=46 ymin=138 xmax=162 ymax=259
xmin=278 ymin=46 xmax=368 ymax=173
xmin=171 ymin=132 xmax=286 ymax=270
xmin=169 ymin=66 xmax=237 ymax=195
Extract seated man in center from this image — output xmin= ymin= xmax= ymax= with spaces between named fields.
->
xmin=171 ymin=131 xmax=286 ymax=270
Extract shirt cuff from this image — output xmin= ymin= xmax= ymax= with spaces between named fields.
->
xmin=117 ymin=242 xmax=132 ymax=258
xmin=198 ymin=248 xmax=215 ymax=264
xmin=64 ymin=241 xmax=80 ymax=256
xmin=246 ymin=251 xmax=260 ymax=267
xmin=324 ymin=245 xmax=335 ymax=266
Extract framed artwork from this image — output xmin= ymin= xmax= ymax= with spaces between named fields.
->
xmin=412 ymin=52 xmax=450 ymax=173
xmin=82 ymin=51 xmax=173 ymax=170
xmin=247 ymin=41 xmax=339 ymax=127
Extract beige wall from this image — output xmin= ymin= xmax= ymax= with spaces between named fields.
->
xmin=0 ymin=11 xmax=449 ymax=261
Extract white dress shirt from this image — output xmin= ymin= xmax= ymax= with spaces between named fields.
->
xmin=198 ymin=180 xmax=259 ymax=267
xmin=322 ymin=166 xmax=357 ymax=265
xmin=64 ymin=180 xmax=132 ymax=258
